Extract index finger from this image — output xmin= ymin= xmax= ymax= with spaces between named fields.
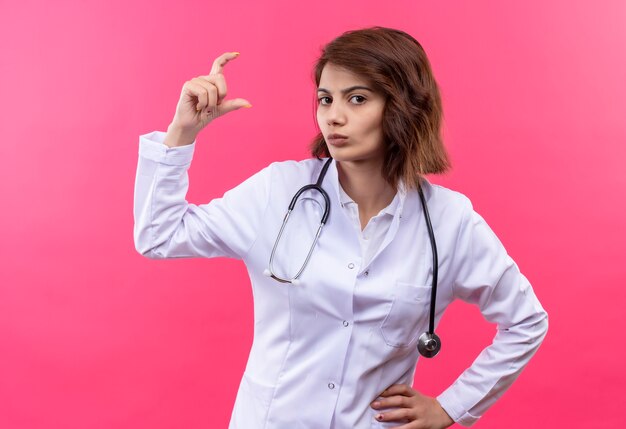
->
xmin=210 ymin=52 xmax=240 ymax=75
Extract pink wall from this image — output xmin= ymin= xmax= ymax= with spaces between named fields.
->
xmin=1 ymin=0 xmax=624 ymax=427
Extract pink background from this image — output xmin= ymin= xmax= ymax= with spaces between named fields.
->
xmin=1 ymin=0 xmax=625 ymax=428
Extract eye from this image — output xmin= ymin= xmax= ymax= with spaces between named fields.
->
xmin=350 ymin=95 xmax=366 ymax=104
xmin=317 ymin=97 xmax=330 ymax=105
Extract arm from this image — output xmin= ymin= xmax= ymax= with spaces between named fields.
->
xmin=133 ymin=130 xmax=272 ymax=260
xmin=435 ymin=198 xmax=549 ymax=427
xmin=133 ymin=51 xmax=260 ymax=260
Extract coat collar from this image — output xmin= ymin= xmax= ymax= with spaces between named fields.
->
xmin=316 ymin=158 xmax=413 ymax=271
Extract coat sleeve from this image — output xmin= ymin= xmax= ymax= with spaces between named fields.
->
xmin=133 ymin=131 xmax=273 ymax=260
xmin=435 ymin=197 xmax=549 ymax=427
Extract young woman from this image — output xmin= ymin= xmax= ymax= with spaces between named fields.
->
xmin=134 ymin=26 xmax=548 ymax=428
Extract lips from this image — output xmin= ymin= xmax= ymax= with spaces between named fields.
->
xmin=328 ymin=133 xmax=348 ymax=139
xmin=327 ymin=133 xmax=348 ymax=147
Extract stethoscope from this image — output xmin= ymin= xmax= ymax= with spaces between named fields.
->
xmin=263 ymin=158 xmax=442 ymax=358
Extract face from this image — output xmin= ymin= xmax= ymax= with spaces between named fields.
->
xmin=316 ymin=63 xmax=386 ymax=165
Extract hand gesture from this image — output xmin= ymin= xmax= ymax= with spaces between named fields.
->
xmin=165 ymin=51 xmax=252 ymax=147
xmin=370 ymin=384 xmax=454 ymax=428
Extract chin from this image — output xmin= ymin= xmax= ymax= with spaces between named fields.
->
xmin=328 ymin=148 xmax=379 ymax=164
xmin=327 ymin=150 xmax=354 ymax=162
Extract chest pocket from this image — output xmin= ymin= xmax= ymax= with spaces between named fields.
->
xmin=380 ymin=282 xmax=432 ymax=348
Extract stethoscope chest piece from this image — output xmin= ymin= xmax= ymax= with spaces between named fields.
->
xmin=418 ymin=332 xmax=441 ymax=358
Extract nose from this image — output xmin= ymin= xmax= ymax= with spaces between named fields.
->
xmin=325 ymin=100 xmax=346 ymax=126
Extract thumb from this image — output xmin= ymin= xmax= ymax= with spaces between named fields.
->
xmin=217 ymin=98 xmax=252 ymax=115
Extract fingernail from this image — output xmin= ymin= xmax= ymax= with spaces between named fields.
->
xmin=232 ymin=52 xmax=240 ymax=56
xmin=243 ymin=104 xmax=252 ymax=108
xmin=375 ymin=414 xmax=383 ymax=420
xmin=371 ymin=401 xmax=380 ymax=408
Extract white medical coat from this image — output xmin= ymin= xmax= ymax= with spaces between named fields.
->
xmin=133 ymin=131 xmax=549 ymax=428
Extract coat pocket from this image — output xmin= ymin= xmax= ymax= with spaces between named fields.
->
xmin=380 ymin=282 xmax=431 ymax=348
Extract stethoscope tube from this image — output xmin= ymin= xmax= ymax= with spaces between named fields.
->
xmin=417 ymin=183 xmax=441 ymax=358
xmin=265 ymin=158 xmax=441 ymax=358
xmin=264 ymin=158 xmax=333 ymax=284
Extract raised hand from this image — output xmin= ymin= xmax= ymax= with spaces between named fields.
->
xmin=165 ymin=52 xmax=252 ymax=147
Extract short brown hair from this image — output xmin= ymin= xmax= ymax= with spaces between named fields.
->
xmin=310 ymin=26 xmax=451 ymax=190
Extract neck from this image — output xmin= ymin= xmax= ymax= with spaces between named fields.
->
xmin=337 ymin=160 xmax=396 ymax=216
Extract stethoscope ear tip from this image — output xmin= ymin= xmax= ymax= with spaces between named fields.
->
xmin=263 ymin=269 xmax=272 ymax=277
xmin=291 ymin=278 xmax=302 ymax=286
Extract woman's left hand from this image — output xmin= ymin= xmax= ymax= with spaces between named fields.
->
xmin=370 ymin=384 xmax=455 ymax=428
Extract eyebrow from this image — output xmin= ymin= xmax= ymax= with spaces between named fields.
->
xmin=316 ymin=85 xmax=374 ymax=94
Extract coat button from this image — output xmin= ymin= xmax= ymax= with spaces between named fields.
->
xmin=343 ymin=320 xmax=349 ymax=327
xmin=348 ymin=263 xmax=355 ymax=269
xmin=364 ymin=270 xmax=369 ymax=276
xmin=328 ymin=382 xmax=335 ymax=389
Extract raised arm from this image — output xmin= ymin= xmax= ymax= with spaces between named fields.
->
xmin=133 ymin=52 xmax=270 ymax=260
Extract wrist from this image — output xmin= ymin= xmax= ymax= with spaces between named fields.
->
xmin=164 ymin=123 xmax=197 ymax=148
xmin=433 ymin=398 xmax=454 ymax=427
